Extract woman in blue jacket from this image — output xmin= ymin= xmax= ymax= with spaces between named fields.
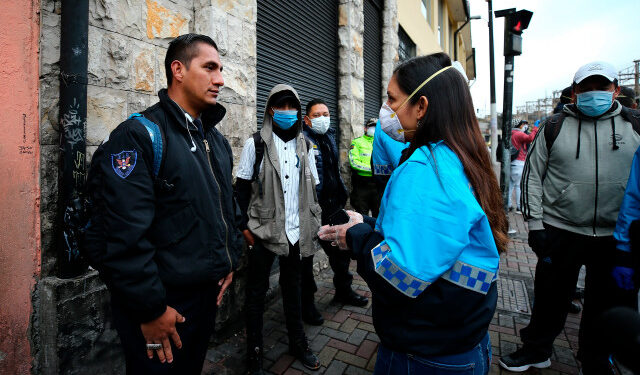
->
xmin=319 ymin=53 xmax=508 ymax=374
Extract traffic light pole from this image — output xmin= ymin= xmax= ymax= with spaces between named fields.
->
xmin=501 ymin=55 xmax=515 ymax=211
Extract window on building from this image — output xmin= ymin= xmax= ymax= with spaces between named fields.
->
xmin=398 ymin=26 xmax=416 ymax=62
xmin=438 ymin=0 xmax=444 ymax=47
xmin=421 ymin=0 xmax=432 ymax=26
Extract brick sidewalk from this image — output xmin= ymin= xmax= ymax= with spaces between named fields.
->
xmin=203 ymin=212 xmax=582 ymax=374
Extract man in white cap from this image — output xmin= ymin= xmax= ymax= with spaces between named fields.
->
xmin=500 ymin=61 xmax=640 ymax=374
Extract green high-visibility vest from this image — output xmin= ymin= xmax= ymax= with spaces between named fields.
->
xmin=349 ymin=135 xmax=374 ymax=177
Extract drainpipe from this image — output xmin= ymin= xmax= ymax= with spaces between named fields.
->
xmin=58 ymin=0 xmax=89 ymax=278
xmin=453 ymin=15 xmax=481 ymax=62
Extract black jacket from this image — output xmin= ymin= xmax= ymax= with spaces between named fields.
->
xmin=302 ymin=127 xmax=348 ymax=221
xmin=84 ymin=89 xmax=243 ymax=323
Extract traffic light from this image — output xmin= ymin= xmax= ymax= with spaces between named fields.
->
xmin=495 ymin=9 xmax=533 ymax=56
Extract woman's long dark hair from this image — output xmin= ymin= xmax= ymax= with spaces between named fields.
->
xmin=395 ymin=53 xmax=508 ymax=253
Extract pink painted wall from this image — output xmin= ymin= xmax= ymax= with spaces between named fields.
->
xmin=0 ymin=0 xmax=41 ymax=374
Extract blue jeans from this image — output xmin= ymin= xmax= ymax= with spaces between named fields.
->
xmin=374 ymin=333 xmax=491 ymax=375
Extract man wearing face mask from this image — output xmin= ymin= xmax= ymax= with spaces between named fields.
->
xmin=509 ymin=120 xmax=538 ymax=213
xmin=349 ymin=119 xmax=382 ymax=216
xmin=299 ymin=99 xmax=368 ymax=326
xmin=501 ymin=62 xmax=640 ymax=374
xmin=235 ymin=85 xmax=322 ymax=373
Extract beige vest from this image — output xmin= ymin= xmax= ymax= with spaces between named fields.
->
xmin=247 ymin=85 xmax=322 ymax=257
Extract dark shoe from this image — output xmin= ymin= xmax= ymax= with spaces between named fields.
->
xmin=246 ymin=346 xmax=265 ymax=375
xmin=499 ymin=348 xmax=551 ymax=372
xmin=302 ymin=302 xmax=324 ymax=326
xmin=290 ymin=339 xmax=320 ymax=370
xmin=568 ymin=301 xmax=582 ymax=314
xmin=334 ymin=290 xmax=368 ymax=307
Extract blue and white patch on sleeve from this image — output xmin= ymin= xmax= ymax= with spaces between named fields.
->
xmin=111 ymin=150 xmax=137 ymax=179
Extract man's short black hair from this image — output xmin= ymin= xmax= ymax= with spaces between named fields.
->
xmin=165 ymin=33 xmax=218 ymax=86
xmin=618 ymin=86 xmax=636 ymax=108
xmin=306 ymin=98 xmax=328 ymax=116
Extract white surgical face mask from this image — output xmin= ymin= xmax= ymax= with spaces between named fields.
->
xmin=379 ymin=65 xmax=453 ymax=143
xmin=379 ymin=102 xmax=406 ymax=142
xmin=366 ymin=127 xmax=376 ymax=137
xmin=310 ymin=115 xmax=330 ymax=135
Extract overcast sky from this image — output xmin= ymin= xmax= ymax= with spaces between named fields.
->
xmin=468 ymin=0 xmax=640 ymax=118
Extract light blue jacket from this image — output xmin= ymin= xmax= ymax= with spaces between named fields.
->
xmin=373 ymin=142 xmax=500 ymax=297
xmin=372 ymin=119 xmax=409 ymax=176
xmin=614 ymin=145 xmax=640 ymax=252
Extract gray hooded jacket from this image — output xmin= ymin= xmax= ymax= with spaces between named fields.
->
xmin=521 ymin=102 xmax=640 ymax=236
xmin=246 ymin=84 xmax=322 ymax=256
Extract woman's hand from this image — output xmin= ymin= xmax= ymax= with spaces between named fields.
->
xmin=318 ymin=210 xmax=363 ymax=250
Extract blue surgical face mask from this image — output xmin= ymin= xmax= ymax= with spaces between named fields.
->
xmin=576 ymin=90 xmax=614 ymax=117
xmin=272 ymin=109 xmax=298 ymax=129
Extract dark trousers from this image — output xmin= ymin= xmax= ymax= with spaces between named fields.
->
xmin=245 ymin=240 xmax=307 ymax=349
xmin=520 ymin=225 xmax=638 ymax=373
xmin=302 ymin=239 xmax=354 ymax=304
xmin=350 ymin=176 xmax=381 ymax=217
xmin=111 ymin=284 xmax=220 ymax=375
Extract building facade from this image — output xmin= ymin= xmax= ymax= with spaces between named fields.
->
xmin=0 ymin=0 xmax=474 ymax=373
xmin=397 ymin=0 xmax=475 ymax=78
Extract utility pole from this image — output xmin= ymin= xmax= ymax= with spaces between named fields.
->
xmin=635 ymin=59 xmax=639 ymax=98
xmin=487 ymin=0 xmax=498 ymax=168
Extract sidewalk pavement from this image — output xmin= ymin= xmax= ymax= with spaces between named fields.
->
xmin=203 ymin=212 xmax=583 ymax=374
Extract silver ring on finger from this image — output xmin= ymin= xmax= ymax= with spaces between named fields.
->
xmin=146 ymin=343 xmax=162 ymax=350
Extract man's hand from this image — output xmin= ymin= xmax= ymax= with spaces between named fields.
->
xmin=141 ymin=306 xmax=185 ymax=363
xmin=528 ymin=229 xmax=547 ymax=256
xmin=217 ymin=272 xmax=234 ymax=306
xmin=242 ymin=229 xmax=255 ymax=248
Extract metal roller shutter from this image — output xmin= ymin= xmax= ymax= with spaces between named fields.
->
xmin=256 ymin=0 xmax=339 ymax=129
xmin=363 ymin=0 xmax=382 ymax=123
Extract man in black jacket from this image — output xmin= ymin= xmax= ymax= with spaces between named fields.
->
xmin=300 ymin=99 xmax=368 ymax=326
xmin=84 ymin=34 xmax=242 ymax=374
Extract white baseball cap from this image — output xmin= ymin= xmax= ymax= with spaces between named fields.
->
xmin=573 ymin=61 xmax=617 ymax=84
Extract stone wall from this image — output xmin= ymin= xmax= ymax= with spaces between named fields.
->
xmin=337 ymin=0 xmax=365 ymax=180
xmin=381 ymin=0 xmax=399 ymax=104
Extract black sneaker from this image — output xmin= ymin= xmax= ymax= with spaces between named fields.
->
xmin=499 ymin=348 xmax=551 ymax=372
xmin=302 ymin=302 xmax=324 ymax=326
xmin=246 ymin=346 xmax=265 ymax=375
xmin=334 ymin=290 xmax=368 ymax=307
xmin=289 ymin=340 xmax=320 ymax=370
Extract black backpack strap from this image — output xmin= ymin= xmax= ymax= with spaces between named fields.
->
xmin=620 ymin=106 xmax=640 ymax=136
xmin=252 ymin=131 xmax=265 ymax=197
xmin=544 ymin=112 xmax=567 ymax=152
xmin=252 ymin=131 xmax=264 ymax=181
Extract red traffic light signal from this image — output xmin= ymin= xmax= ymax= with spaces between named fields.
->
xmin=507 ymin=10 xmax=532 ymax=35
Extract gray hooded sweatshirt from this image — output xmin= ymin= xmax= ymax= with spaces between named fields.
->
xmin=246 ymin=84 xmax=322 ymax=256
xmin=521 ymin=102 xmax=640 ymax=236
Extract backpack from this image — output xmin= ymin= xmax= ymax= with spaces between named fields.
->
xmin=543 ymin=106 xmax=640 ymax=152
xmin=68 ymin=113 xmax=166 ymax=266
xmin=496 ymin=137 xmax=521 ymax=162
